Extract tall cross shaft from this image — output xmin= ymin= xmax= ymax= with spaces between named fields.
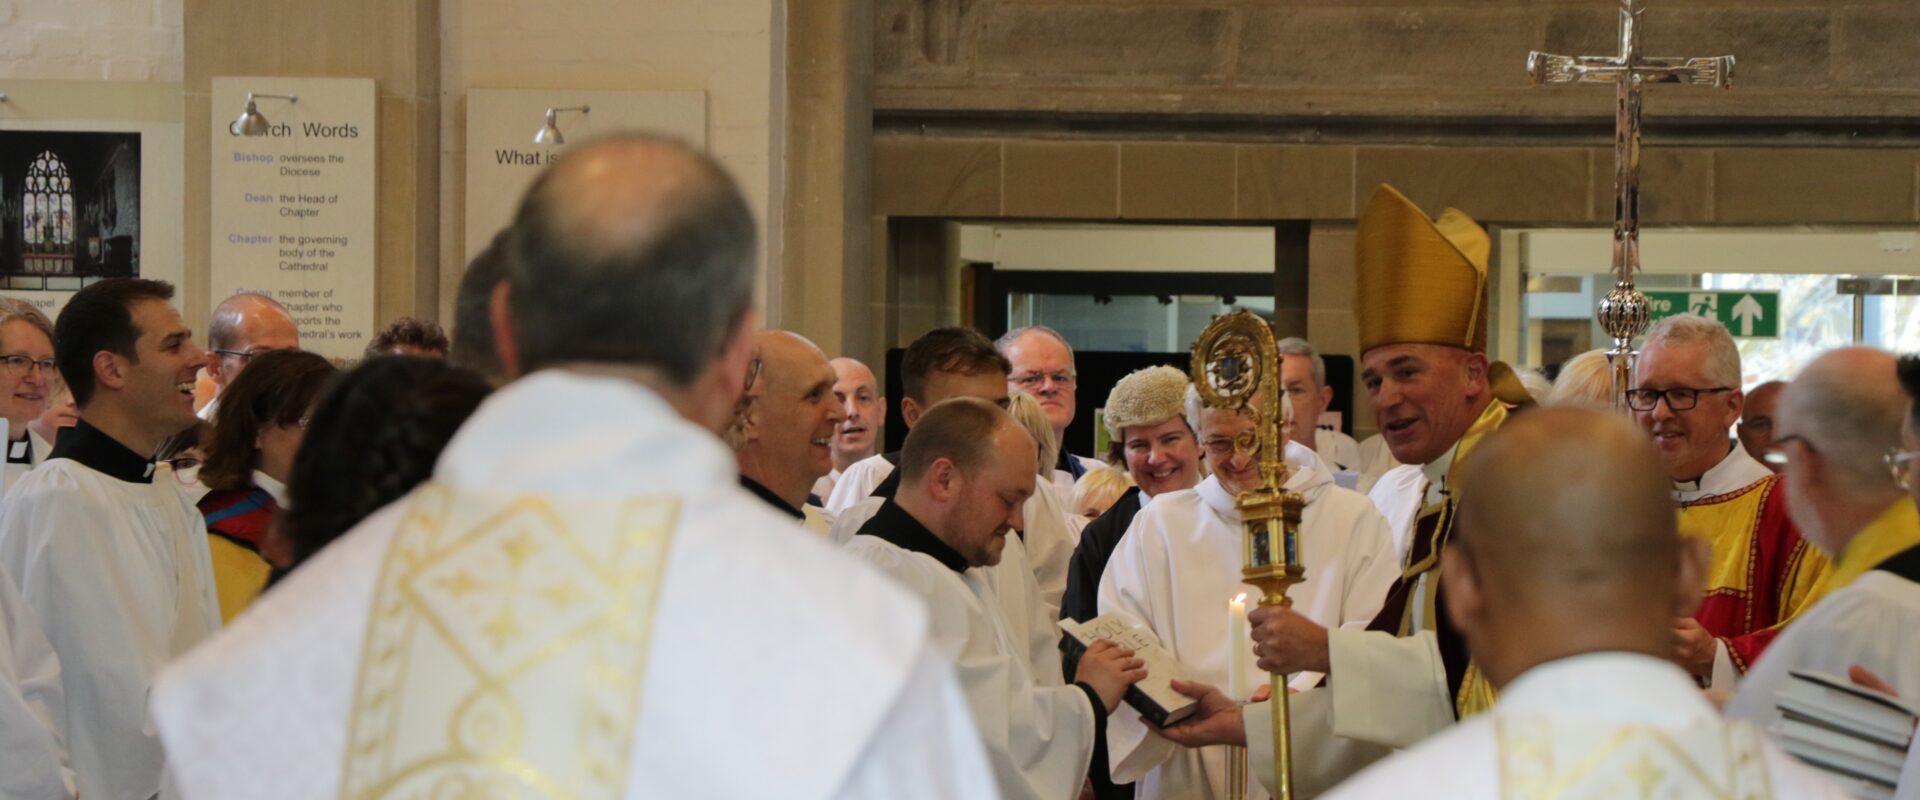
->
xmin=1527 ymin=0 xmax=1734 ymax=407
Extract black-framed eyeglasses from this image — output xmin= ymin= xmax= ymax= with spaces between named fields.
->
xmin=0 ymin=355 xmax=54 ymax=376
xmin=744 ymin=353 xmax=763 ymax=390
xmin=1624 ymin=386 xmax=1733 ymax=412
xmin=1888 ymin=448 xmax=1920 ymax=490
xmin=210 ymin=348 xmax=277 ymax=362
xmin=1761 ymin=434 xmax=1812 ymax=467
xmin=1010 ymin=370 xmax=1076 ymax=390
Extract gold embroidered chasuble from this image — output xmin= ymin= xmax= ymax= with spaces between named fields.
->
xmin=339 ymin=482 xmax=680 ymax=799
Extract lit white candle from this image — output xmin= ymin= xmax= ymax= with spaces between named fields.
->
xmin=1227 ymin=593 xmax=1248 ymax=700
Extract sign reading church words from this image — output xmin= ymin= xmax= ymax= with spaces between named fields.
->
xmin=210 ymin=77 xmax=375 ymax=360
xmin=1644 ymin=290 xmax=1782 ymax=339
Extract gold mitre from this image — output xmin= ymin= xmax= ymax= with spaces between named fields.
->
xmin=1354 ymin=184 xmax=1493 ymax=354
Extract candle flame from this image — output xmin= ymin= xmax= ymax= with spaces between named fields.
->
xmin=1233 ymin=592 xmax=1247 ymax=603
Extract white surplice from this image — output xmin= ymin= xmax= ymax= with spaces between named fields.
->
xmin=834 ymin=493 xmax=1066 ymax=687
xmin=1354 ymin=434 xmax=1400 ymax=485
xmin=845 ymin=509 xmax=1098 ymax=800
xmin=0 ymin=563 xmax=73 ymax=800
xmin=0 ymin=426 xmax=220 ymax=800
xmin=150 ymin=371 xmax=995 ymax=800
xmin=1098 ymin=442 xmax=1400 ymax=799
xmin=826 ymin=453 xmax=1080 ymax=629
xmin=1727 ymin=569 xmax=1920 ymax=727
xmin=1050 ymin=453 xmax=1107 ymax=499
xmin=1321 ymin=652 xmax=1844 ymax=799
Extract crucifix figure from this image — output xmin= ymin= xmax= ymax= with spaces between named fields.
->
xmin=1528 ymin=0 xmax=1734 ymax=407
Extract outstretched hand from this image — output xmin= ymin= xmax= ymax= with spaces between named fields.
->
xmin=1147 ymin=679 xmax=1248 ymax=748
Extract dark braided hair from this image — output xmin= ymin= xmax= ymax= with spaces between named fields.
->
xmin=279 ymin=356 xmax=492 ymax=568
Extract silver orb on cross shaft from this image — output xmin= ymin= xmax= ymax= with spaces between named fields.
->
xmin=1596 ymin=282 xmax=1652 ymax=341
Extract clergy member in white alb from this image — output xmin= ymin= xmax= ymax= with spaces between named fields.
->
xmin=0 ymin=299 xmax=56 ymax=493
xmin=845 ymin=396 xmax=1146 ymax=800
xmin=732 ymin=330 xmax=844 ymax=535
xmin=1099 ymin=385 xmax=1398 ymax=799
xmin=152 ymin=135 xmax=995 ymax=800
xmin=0 ymin=278 xmax=221 ymax=800
xmin=1169 ymin=408 xmax=1843 ymax=798
xmin=814 ymin=356 xmax=884 ymax=502
xmin=0 ymin=564 xmax=72 ymax=800
xmin=1321 ymin=408 xmax=1840 ymax=798
xmin=827 ymin=327 xmax=1077 ymax=678
xmin=1729 ymin=349 xmax=1920 ymax=727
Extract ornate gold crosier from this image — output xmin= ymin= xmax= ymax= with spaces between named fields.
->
xmin=1528 ymin=0 xmax=1735 ymax=410
xmin=1190 ymin=310 xmax=1304 ymax=800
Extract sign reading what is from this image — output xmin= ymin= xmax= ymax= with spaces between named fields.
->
xmin=1644 ymin=290 xmax=1780 ymax=339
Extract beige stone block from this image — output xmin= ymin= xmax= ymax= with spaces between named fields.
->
xmin=1647 ymin=8 xmax=1831 ymax=91
xmin=1835 ymin=7 xmax=1920 ymax=90
xmin=1590 ymin=147 xmax=1715 ymax=224
xmin=1355 ymin=147 xmax=1593 ymax=223
xmin=1004 ymin=141 xmax=1118 ymax=219
xmin=1238 ymin=145 xmax=1355 ymax=220
xmin=1714 ymin=149 xmax=1918 ymax=224
xmin=1308 ymin=224 xmax=1358 ymax=313
xmin=975 ymin=5 xmax=1229 ymax=80
xmin=873 ymin=137 xmax=1002 ymax=217
xmin=1120 ymin=142 xmax=1235 ymax=220
xmin=1240 ymin=7 xmax=1538 ymax=90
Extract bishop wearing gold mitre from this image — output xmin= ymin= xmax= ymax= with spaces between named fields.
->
xmin=1153 ymin=184 xmax=1536 ymax=795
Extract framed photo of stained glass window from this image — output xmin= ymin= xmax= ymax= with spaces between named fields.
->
xmin=0 ymin=130 xmax=142 ymax=288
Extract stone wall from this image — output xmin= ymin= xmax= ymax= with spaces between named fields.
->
xmin=875 ymin=0 xmax=1920 ymax=123
xmin=1 ymin=0 xmax=182 ymax=82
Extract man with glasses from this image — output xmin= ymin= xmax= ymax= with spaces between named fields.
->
xmin=997 ymin=326 xmax=1102 ymax=497
xmin=198 ymin=292 xmax=300 ymax=421
xmin=1628 ymin=313 xmax=1828 ymax=688
xmin=1093 ymin=385 xmax=1397 ymax=799
xmin=1727 ymin=348 xmax=1920 ymax=745
xmin=0 ymin=298 xmax=56 ymax=493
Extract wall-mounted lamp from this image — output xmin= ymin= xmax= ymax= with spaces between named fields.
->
xmin=230 ymin=92 xmax=297 ymax=136
xmin=533 ymin=105 xmax=591 ymax=145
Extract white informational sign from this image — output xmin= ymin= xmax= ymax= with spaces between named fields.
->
xmin=210 ymin=76 xmax=375 ymax=360
xmin=0 ymin=80 xmax=186 ymax=322
xmin=463 ymin=88 xmax=704 ymax=265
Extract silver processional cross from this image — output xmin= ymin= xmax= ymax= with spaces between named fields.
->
xmin=1527 ymin=0 xmax=1734 ymax=408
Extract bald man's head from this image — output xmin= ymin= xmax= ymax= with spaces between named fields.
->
xmin=1445 ymin=407 xmax=1699 ymax=688
xmin=1776 ymin=347 xmax=1909 ymax=554
xmin=206 ymin=292 xmax=299 ymax=388
xmin=503 ymin=134 xmax=756 ymax=386
xmin=829 ymin=357 xmax=884 ymax=469
xmin=734 ymin=330 xmax=843 ymax=509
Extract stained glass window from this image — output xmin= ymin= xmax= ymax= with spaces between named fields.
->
xmin=23 ymin=151 xmax=73 ymax=255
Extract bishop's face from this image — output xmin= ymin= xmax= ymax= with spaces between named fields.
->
xmin=1363 ymin=344 xmax=1487 ymax=467
xmin=1631 ymin=341 xmax=1743 ymax=482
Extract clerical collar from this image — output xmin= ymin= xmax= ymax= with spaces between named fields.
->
xmin=1420 ymin=440 xmax=1459 ymax=506
xmin=252 ymin=470 xmax=290 ymax=508
xmin=49 ymin=418 xmax=156 ymax=484
xmin=739 ymin=475 xmax=804 ymax=520
xmin=856 ymin=498 xmax=970 ymax=573
xmin=6 ymin=434 xmax=32 ymax=465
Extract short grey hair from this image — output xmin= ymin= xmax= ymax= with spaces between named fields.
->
xmin=0 ymin=297 xmax=53 ymax=347
xmin=1185 ymin=382 xmax=1291 ymax=438
xmin=1780 ymin=349 xmax=1910 ymax=491
xmin=996 ymin=326 xmax=1076 ymax=366
xmin=1274 ymin=337 xmax=1326 ymax=388
xmin=1640 ymin=314 xmax=1741 ymax=389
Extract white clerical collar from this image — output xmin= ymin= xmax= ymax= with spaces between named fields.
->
xmin=1421 ymin=440 xmax=1459 ymax=507
xmin=1499 ymin=651 xmax=1717 ymax=728
xmin=252 ymin=470 xmax=290 ymax=507
xmin=1672 ymin=442 xmax=1772 ymax=504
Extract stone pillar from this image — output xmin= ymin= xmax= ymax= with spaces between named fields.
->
xmin=782 ymin=0 xmax=874 ymax=361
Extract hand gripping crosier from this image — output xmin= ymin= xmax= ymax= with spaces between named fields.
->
xmin=1190 ymin=310 xmax=1304 ymax=800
